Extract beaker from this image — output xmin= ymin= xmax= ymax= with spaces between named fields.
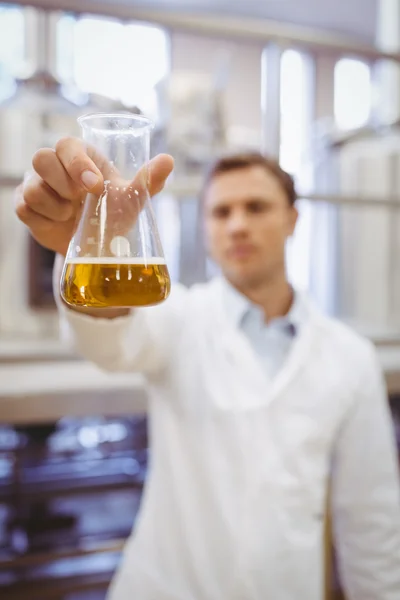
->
xmin=60 ymin=113 xmax=171 ymax=308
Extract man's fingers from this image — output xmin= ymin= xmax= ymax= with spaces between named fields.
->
xmin=55 ymin=137 xmax=104 ymax=195
xmin=47 ymin=138 xmax=172 ymax=203
xmin=104 ymin=152 xmax=174 ymax=209
xmin=148 ymin=154 xmax=174 ymax=196
xmin=15 ymin=137 xmax=174 ymax=256
xmin=15 ymin=202 xmax=75 ymax=253
xmin=16 ymin=200 xmax=75 ymax=255
xmin=16 ymin=201 xmax=53 ymax=229
xmin=111 ymin=153 xmax=174 ymax=221
xmin=32 ymin=148 xmax=86 ymax=204
xmin=21 ymin=171 xmax=76 ymax=222
xmin=117 ymin=153 xmax=174 ymax=200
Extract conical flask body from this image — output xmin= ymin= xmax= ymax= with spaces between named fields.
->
xmin=60 ymin=113 xmax=171 ymax=308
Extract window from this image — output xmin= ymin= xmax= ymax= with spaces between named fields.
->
xmin=0 ymin=4 xmax=25 ymax=96
xmin=279 ymin=49 xmax=311 ymax=180
xmin=279 ymin=49 xmax=313 ymax=292
xmin=57 ymin=15 xmax=170 ymax=118
xmin=334 ymin=58 xmax=372 ymax=130
xmin=56 ymin=13 xmax=75 ymax=85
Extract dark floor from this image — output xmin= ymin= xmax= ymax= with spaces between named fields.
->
xmin=0 ymin=416 xmax=147 ymax=599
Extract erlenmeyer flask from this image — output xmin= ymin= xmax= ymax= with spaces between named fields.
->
xmin=60 ymin=113 xmax=171 ymax=308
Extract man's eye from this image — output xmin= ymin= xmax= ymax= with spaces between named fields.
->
xmin=213 ymin=207 xmax=230 ymax=218
xmin=247 ymin=202 xmax=267 ymax=213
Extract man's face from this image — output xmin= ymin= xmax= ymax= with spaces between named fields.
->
xmin=203 ymin=165 xmax=298 ymax=289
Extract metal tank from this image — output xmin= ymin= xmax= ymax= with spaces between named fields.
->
xmin=311 ymin=123 xmax=400 ymax=336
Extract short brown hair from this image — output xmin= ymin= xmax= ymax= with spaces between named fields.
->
xmin=202 ymin=152 xmax=297 ymax=206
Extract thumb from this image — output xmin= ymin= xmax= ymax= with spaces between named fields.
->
xmin=148 ymin=154 xmax=174 ymax=197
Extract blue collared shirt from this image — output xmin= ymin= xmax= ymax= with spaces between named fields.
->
xmin=222 ymin=280 xmax=306 ymax=381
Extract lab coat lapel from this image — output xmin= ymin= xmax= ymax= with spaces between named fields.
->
xmin=208 ymin=279 xmax=320 ymax=409
xmin=269 ymin=306 xmax=317 ymax=399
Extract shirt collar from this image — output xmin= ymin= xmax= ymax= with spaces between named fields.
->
xmin=221 ymin=278 xmax=306 ymax=335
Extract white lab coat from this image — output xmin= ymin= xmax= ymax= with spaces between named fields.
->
xmin=58 ymin=278 xmax=400 ymax=600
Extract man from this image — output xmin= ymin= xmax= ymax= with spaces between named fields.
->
xmin=16 ymin=138 xmax=400 ymax=600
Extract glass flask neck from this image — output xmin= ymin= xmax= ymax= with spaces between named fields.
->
xmin=78 ymin=113 xmax=153 ymax=180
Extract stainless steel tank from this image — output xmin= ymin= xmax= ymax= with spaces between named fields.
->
xmin=312 ymin=124 xmax=400 ymax=335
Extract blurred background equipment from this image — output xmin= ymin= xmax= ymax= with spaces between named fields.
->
xmin=1 ymin=0 xmax=400 ymax=599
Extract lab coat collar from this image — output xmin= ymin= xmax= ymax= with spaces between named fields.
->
xmin=205 ymin=277 xmax=319 ymax=407
xmin=220 ymin=277 xmax=308 ymax=335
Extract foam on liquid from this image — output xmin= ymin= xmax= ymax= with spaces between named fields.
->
xmin=66 ymin=256 xmax=166 ymax=265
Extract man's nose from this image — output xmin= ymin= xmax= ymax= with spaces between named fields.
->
xmin=227 ymin=210 xmax=249 ymax=234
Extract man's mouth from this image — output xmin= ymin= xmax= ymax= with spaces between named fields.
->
xmin=227 ymin=244 xmax=257 ymax=259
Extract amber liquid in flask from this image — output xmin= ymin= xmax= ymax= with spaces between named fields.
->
xmin=61 ymin=257 xmax=171 ymax=308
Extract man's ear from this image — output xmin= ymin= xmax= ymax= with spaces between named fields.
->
xmin=287 ymin=205 xmax=298 ymax=236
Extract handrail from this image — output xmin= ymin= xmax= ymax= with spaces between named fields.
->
xmin=0 ymin=538 xmax=125 ymax=570
xmin=3 ymin=172 xmax=400 ymax=209
xmin=297 ymin=192 xmax=400 ymax=210
xmin=164 ymin=177 xmax=400 ymax=209
xmin=11 ymin=0 xmax=400 ymax=64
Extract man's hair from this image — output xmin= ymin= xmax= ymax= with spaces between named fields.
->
xmin=202 ymin=152 xmax=297 ymax=206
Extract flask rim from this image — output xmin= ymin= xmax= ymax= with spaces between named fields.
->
xmin=78 ymin=112 xmax=154 ymax=132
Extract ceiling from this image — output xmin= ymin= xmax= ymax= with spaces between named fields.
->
xmin=110 ymin=0 xmax=378 ymax=42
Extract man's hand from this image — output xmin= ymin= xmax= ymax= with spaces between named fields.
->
xmin=15 ymin=136 xmax=174 ymax=256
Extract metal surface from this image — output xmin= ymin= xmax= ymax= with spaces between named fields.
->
xmin=0 ymin=338 xmax=77 ymax=364
xmin=0 ymin=361 xmax=147 ymax=424
xmin=11 ymin=0 xmax=394 ymax=63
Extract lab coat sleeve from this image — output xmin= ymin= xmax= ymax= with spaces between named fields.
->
xmin=54 ymin=286 xmax=187 ymax=377
xmin=331 ymin=344 xmax=400 ymax=600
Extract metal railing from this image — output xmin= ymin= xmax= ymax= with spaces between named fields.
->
xmin=4 ymin=172 xmax=400 ymax=210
